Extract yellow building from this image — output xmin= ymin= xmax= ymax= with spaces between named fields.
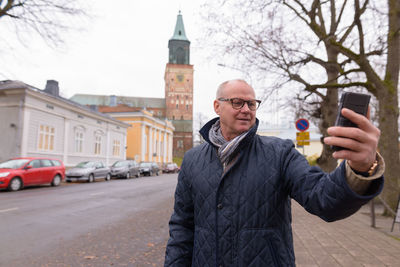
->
xmin=100 ymin=107 xmax=174 ymax=164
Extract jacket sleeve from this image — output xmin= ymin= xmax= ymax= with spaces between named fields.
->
xmin=281 ymin=140 xmax=384 ymax=222
xmin=164 ymin=161 xmax=194 ymax=266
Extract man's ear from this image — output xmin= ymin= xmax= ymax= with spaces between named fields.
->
xmin=214 ymin=100 xmax=220 ymax=115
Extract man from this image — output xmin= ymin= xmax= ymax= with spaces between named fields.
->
xmin=164 ymin=79 xmax=384 ymax=266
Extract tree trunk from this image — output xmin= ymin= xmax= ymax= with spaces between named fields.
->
xmin=377 ymin=89 xmax=400 ymax=212
xmin=377 ymin=0 xmax=400 ymax=213
xmin=317 ymin=46 xmax=340 ymax=172
xmin=317 ymin=88 xmax=339 ymax=172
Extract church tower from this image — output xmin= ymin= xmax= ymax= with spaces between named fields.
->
xmin=165 ymin=11 xmax=193 ymax=158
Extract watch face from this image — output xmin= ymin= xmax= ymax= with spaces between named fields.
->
xmin=176 ymin=73 xmax=184 ymax=83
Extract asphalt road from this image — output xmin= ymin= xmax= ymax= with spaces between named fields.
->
xmin=0 ymin=173 xmax=178 ymax=267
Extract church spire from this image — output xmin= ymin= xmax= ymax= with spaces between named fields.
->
xmin=170 ymin=10 xmax=189 ymax=41
xmin=168 ymin=11 xmax=190 ymax=65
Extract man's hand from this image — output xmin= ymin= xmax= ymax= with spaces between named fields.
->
xmin=324 ymin=107 xmax=380 ymax=172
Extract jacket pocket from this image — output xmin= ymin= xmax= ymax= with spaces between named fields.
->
xmin=237 ymin=229 xmax=290 ymax=267
xmin=192 ymin=226 xmax=216 ymax=267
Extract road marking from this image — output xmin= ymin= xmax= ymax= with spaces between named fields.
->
xmin=90 ymin=192 xmax=104 ymax=196
xmin=0 ymin=207 xmax=19 ymax=213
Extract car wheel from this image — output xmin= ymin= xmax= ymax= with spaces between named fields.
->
xmin=105 ymin=173 xmax=111 ymax=181
xmin=51 ymin=175 xmax=61 ymax=186
xmin=88 ymin=174 xmax=94 ymax=183
xmin=8 ymin=178 xmax=22 ymax=191
xmin=126 ymin=172 xmax=130 ymax=179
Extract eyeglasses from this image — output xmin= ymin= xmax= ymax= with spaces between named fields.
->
xmin=218 ymin=98 xmax=261 ymax=111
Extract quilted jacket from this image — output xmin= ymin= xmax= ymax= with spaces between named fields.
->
xmin=164 ymin=118 xmax=383 ymax=267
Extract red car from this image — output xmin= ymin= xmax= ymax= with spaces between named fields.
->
xmin=0 ymin=157 xmax=65 ymax=191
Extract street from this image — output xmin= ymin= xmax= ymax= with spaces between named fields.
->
xmin=0 ymin=173 xmax=178 ymax=267
xmin=1 ymin=172 xmax=400 ymax=267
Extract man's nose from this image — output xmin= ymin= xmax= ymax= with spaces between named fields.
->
xmin=240 ymin=102 xmax=251 ymax=112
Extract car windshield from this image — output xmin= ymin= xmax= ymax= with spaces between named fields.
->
xmin=167 ymin=164 xmax=175 ymax=168
xmin=140 ymin=162 xmax=151 ymax=167
xmin=112 ymin=161 xmax=128 ymax=167
xmin=75 ymin=161 xmax=96 ymax=168
xmin=0 ymin=159 xmax=30 ymax=169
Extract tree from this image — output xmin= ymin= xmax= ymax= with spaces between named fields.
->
xmin=0 ymin=0 xmax=87 ymax=47
xmin=201 ymin=0 xmax=400 ymax=211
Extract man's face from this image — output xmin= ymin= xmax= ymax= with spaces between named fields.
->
xmin=214 ymin=81 xmax=257 ymax=141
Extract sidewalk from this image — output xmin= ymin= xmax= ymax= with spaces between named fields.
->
xmin=292 ymin=201 xmax=400 ymax=266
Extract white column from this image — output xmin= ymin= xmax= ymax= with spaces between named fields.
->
xmin=141 ymin=124 xmax=145 ymax=161
xmin=163 ymin=131 xmax=167 ymax=163
xmin=168 ymin=133 xmax=173 ymax=162
xmin=149 ymin=127 xmax=153 ymax=161
xmin=157 ymin=129 xmax=161 ymax=162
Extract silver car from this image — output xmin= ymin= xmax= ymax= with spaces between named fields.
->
xmin=110 ymin=160 xmax=140 ymax=179
xmin=65 ymin=161 xmax=111 ymax=183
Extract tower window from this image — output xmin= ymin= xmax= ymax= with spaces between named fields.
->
xmin=186 ymin=105 xmax=189 ymax=110
xmin=179 ymin=30 xmax=182 ymax=35
xmin=176 ymin=104 xmax=179 ymax=109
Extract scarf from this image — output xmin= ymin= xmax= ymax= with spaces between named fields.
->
xmin=208 ymin=119 xmax=249 ymax=167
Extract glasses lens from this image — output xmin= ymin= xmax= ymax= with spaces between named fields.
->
xmin=248 ymin=100 xmax=259 ymax=111
xmin=231 ymin=99 xmax=244 ymax=109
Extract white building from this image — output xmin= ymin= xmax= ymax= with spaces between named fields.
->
xmin=0 ymin=80 xmax=130 ymax=167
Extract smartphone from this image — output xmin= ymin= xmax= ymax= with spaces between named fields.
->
xmin=331 ymin=92 xmax=371 ymax=151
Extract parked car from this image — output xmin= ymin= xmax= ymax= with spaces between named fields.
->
xmin=65 ymin=161 xmax=111 ymax=183
xmin=139 ymin=162 xmax=160 ymax=176
xmin=0 ymin=157 xmax=65 ymax=192
xmin=110 ymin=160 xmax=140 ymax=179
xmin=163 ymin=163 xmax=179 ymax=173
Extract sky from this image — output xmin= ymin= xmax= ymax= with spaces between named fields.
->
xmin=0 ymin=0 xmax=285 ymax=127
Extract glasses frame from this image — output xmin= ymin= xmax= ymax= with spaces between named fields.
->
xmin=218 ymin=97 xmax=261 ymax=111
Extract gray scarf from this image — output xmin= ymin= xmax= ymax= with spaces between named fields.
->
xmin=209 ymin=120 xmax=249 ymax=166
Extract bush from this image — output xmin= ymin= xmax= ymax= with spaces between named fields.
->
xmin=306 ymin=154 xmax=319 ymax=166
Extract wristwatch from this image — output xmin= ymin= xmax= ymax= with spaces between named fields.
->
xmin=367 ymin=160 xmax=379 ymax=176
xmin=353 ymin=159 xmax=379 ymax=177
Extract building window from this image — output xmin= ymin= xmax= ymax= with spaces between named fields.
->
xmin=177 ymin=140 xmax=183 ymax=148
xmin=176 ymin=104 xmax=179 ymax=109
xmin=113 ymin=140 xmax=121 ymax=156
xmin=186 ymin=104 xmax=189 ymax=110
xmin=75 ymin=130 xmax=84 ymax=153
xmin=177 ymin=95 xmax=179 ymax=99
xmin=38 ymin=124 xmax=55 ymax=151
xmin=94 ymin=134 xmax=102 ymax=155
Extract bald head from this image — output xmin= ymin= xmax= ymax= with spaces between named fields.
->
xmin=216 ymin=79 xmax=254 ymax=99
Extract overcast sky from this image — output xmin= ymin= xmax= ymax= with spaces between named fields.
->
xmin=0 ymin=0 xmax=284 ymax=126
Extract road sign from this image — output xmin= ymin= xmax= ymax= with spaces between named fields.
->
xmin=297 ymin=141 xmax=310 ymax=146
xmin=296 ymin=132 xmax=310 ymax=141
xmin=295 ymin=118 xmax=310 ymax=132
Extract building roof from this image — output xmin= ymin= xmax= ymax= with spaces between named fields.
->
xmin=0 ymin=80 xmax=130 ymax=128
xmin=70 ymin=94 xmax=166 ymax=109
xmin=170 ymin=11 xmax=189 ymax=41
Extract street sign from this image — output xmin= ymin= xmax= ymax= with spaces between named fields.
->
xmin=296 ymin=131 xmax=310 ymax=147
xmin=295 ymin=118 xmax=310 ymax=132
xmin=297 ymin=141 xmax=310 ymax=146
xmin=296 ymin=132 xmax=310 ymax=141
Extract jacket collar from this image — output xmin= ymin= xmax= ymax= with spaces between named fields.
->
xmin=200 ymin=117 xmax=259 ymax=147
